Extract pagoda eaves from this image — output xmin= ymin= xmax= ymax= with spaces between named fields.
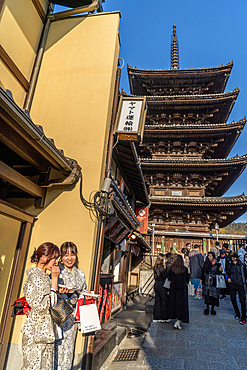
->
xmin=142 ymin=118 xmax=246 ymax=159
xmin=150 ymin=194 xmax=247 ymax=229
xmin=128 ymin=61 xmax=233 ymax=96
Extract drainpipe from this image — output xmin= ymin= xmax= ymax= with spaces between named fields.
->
xmin=24 ymin=4 xmax=53 ymax=111
xmin=84 ymin=60 xmax=123 ymax=370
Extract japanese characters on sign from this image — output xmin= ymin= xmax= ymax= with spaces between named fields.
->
xmin=115 ymin=96 xmax=147 ymax=142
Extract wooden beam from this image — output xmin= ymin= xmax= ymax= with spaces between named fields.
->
xmin=0 ymin=161 xmax=44 ymax=198
xmin=0 ymin=119 xmax=48 ymax=171
xmin=31 ymin=0 xmax=46 ymax=23
xmin=0 ymin=46 xmax=29 ymax=92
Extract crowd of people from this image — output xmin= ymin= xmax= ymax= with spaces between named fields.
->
xmin=21 ymin=241 xmax=88 ymax=370
xmin=153 ymin=242 xmax=247 ymax=329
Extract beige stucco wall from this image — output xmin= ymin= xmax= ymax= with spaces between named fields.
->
xmin=8 ymin=11 xmax=120 ymax=360
xmin=0 ymin=0 xmax=48 ymax=106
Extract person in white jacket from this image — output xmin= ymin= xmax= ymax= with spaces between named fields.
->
xmin=238 ymin=245 xmax=246 ymax=263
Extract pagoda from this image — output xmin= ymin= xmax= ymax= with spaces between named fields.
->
xmin=127 ymin=25 xmax=247 ymax=251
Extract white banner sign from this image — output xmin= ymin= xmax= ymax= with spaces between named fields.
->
xmin=117 ymin=100 xmax=143 ymax=132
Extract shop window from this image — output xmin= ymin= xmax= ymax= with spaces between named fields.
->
xmin=101 ymin=239 xmax=114 ymax=274
xmin=113 ymin=251 xmax=122 ymax=282
xmin=0 ymin=214 xmax=21 ymax=323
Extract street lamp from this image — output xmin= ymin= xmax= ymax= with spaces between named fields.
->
xmin=215 ymin=222 xmax=219 ymax=242
xmin=152 ymin=221 xmax=155 ymax=258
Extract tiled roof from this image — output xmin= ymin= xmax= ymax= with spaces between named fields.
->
xmin=127 ymin=61 xmax=234 ymax=73
xmin=1 ymin=88 xmax=80 ymax=173
xmin=151 ymin=193 xmax=247 ymax=205
xmin=141 ymin=154 xmax=247 ymax=165
xmin=144 ymin=118 xmax=246 ymax=130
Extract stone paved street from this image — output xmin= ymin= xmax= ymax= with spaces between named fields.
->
xmin=100 ymin=295 xmax=247 ymax=369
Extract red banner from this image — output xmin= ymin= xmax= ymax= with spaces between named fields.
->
xmin=136 ymin=207 xmax=149 ymax=234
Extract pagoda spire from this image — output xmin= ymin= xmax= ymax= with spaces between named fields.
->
xmin=171 ymin=24 xmax=179 ymax=69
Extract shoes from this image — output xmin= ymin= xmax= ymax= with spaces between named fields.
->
xmin=235 ymin=315 xmax=240 ymax=320
xmin=204 ymin=308 xmax=209 ymax=315
xmin=220 ymin=295 xmax=227 ymax=300
xmin=173 ymin=320 xmax=182 ymax=330
xmin=211 ymin=309 xmax=216 ymax=316
xmin=163 ymin=319 xmax=171 ymax=323
xmin=239 ymin=319 xmax=246 ymax=325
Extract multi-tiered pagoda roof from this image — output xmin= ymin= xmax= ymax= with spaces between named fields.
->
xmin=127 ymin=32 xmax=247 ymax=233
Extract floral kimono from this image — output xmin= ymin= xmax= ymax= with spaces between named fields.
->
xmin=21 ymin=268 xmax=55 ymax=370
xmin=54 ymin=263 xmax=87 ymax=370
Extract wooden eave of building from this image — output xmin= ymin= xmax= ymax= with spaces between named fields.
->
xmin=143 ymin=119 xmax=246 ymax=159
xmin=142 ymin=155 xmax=247 ymax=196
xmin=132 ymin=231 xmax=151 ymax=252
xmin=111 ymin=180 xmax=140 ymax=231
xmin=0 ymin=88 xmax=81 ymax=206
xmin=150 ymin=194 xmax=247 ymax=228
xmin=143 ymin=89 xmax=239 ymax=124
xmin=127 ymin=61 xmax=233 ymax=95
xmin=113 ymin=141 xmax=150 ymax=205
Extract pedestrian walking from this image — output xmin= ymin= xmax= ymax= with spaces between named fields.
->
xmin=55 ymin=242 xmax=88 ymax=370
xmin=227 ymin=252 xmax=247 ymax=324
xmin=217 ymin=249 xmax=229 ymax=300
xmin=237 ymin=244 xmax=246 ymax=263
xmin=244 ymin=254 xmax=247 ymax=302
xmin=189 ymin=244 xmax=204 ymax=291
xmin=211 ymin=241 xmax=221 ymax=258
xmin=201 ymin=251 xmax=221 ymax=316
xmin=21 ymin=242 xmax=60 ymax=370
xmin=167 ymin=255 xmax=190 ymax=329
xmin=153 ymin=254 xmax=170 ymax=322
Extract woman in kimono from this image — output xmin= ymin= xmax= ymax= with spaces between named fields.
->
xmin=55 ymin=242 xmax=87 ymax=370
xmin=21 ymin=242 xmax=60 ymax=370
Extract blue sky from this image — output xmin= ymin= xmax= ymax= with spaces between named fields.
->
xmin=54 ymin=1 xmax=247 ymax=222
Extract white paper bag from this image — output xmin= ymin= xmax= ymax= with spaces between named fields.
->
xmin=79 ymin=303 xmax=101 ymax=334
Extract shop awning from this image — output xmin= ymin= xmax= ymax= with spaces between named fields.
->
xmin=113 ymin=141 xmax=150 ymax=205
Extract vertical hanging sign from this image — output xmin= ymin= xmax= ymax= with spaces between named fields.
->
xmin=136 ymin=206 xmax=149 ymax=234
xmin=114 ymin=96 xmax=147 ymax=142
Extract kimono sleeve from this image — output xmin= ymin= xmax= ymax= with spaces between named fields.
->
xmin=23 ymin=274 xmax=51 ymax=314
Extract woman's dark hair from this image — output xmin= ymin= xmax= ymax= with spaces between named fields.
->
xmin=154 ymin=254 xmax=164 ymax=271
xmin=30 ymin=242 xmax=60 ymax=263
xmin=208 ymin=251 xmax=216 ymax=260
xmin=60 ymin=242 xmax=78 ymax=259
xmin=170 ymin=254 xmax=186 ymax=275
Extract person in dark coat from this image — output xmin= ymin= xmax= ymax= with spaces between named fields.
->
xmin=153 ymin=254 xmax=170 ymax=322
xmin=201 ymin=251 xmax=221 ymax=316
xmin=189 ymin=244 xmax=204 ymax=291
xmin=227 ymin=253 xmax=247 ymax=324
xmin=167 ymin=255 xmax=190 ymax=329
xmin=217 ymin=249 xmax=230 ymax=300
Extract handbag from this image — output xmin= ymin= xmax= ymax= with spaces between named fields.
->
xmin=75 ymin=297 xmax=96 ymax=322
xmin=195 ymin=282 xmax=203 ymax=299
xmin=79 ymin=302 xmax=101 ymax=334
xmin=50 ymin=293 xmax=74 ymax=327
xmin=11 ymin=297 xmax=31 ymax=317
xmin=163 ymin=278 xmax=171 ymax=289
xmin=216 ymin=274 xmax=226 ymax=289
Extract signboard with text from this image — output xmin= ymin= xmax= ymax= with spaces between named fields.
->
xmin=114 ymin=96 xmax=147 ymax=142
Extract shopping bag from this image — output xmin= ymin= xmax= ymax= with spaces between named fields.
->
xmin=75 ymin=297 xmax=95 ymax=322
xmin=163 ymin=278 xmax=171 ymax=289
xmin=79 ymin=303 xmax=101 ymax=334
xmin=216 ymin=274 xmax=226 ymax=289
xmin=188 ymin=281 xmax=195 ymax=296
xmin=195 ymin=283 xmax=203 ymax=299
